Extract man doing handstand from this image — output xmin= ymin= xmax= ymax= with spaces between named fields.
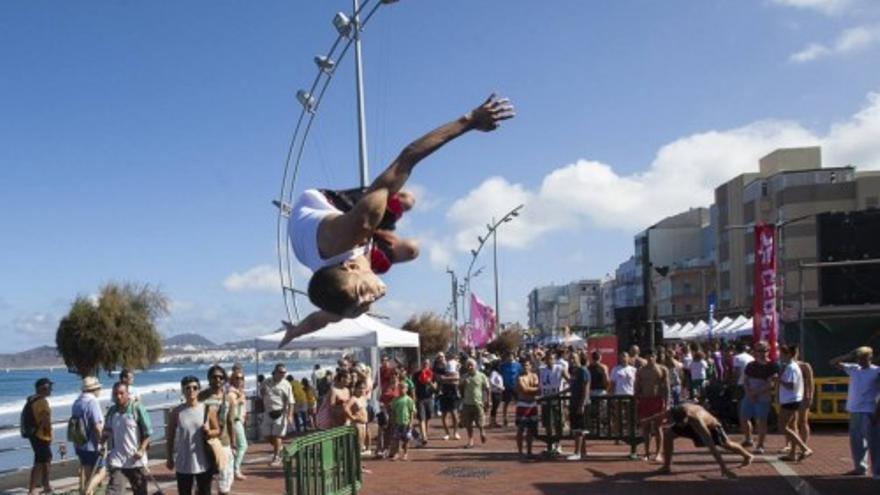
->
xmin=645 ymin=403 xmax=753 ymax=478
xmin=280 ymin=94 xmax=515 ymax=347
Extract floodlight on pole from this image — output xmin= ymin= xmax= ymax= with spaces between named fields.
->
xmin=333 ymin=12 xmax=352 ymax=37
xmin=314 ymin=55 xmax=336 ymax=72
xmin=296 ymin=90 xmax=316 ymax=113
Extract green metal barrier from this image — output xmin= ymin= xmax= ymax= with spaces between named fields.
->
xmin=537 ymin=392 xmax=643 ymax=459
xmin=282 ymin=426 xmax=362 ymax=495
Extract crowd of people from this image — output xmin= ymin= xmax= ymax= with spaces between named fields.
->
xmin=18 ymin=341 xmax=880 ymax=493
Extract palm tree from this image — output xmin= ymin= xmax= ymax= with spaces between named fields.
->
xmin=56 ymin=282 xmax=168 ymax=377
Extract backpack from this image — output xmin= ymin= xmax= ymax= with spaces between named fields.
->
xmin=19 ymin=395 xmax=39 ymax=439
xmin=67 ymin=415 xmax=88 ymax=446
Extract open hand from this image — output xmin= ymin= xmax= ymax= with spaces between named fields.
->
xmin=467 ymin=94 xmax=515 ymax=132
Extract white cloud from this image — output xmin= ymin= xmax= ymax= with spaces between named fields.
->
xmin=223 ymin=261 xmax=312 ymax=293
xmin=168 ymin=299 xmax=195 ymax=314
xmin=404 ymin=182 xmax=443 ymax=213
xmin=443 ymin=90 xmax=880 ymax=249
xmin=772 ymin=0 xmax=856 ymax=15
xmin=790 ymin=24 xmax=880 ymax=62
xmin=11 ymin=312 xmax=56 ymax=338
xmin=223 ymin=265 xmax=281 ymax=293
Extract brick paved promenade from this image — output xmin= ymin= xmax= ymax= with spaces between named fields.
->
xmin=10 ymin=423 xmax=876 ymax=494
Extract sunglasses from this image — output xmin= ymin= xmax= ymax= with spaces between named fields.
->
xmin=183 ymin=385 xmax=199 ymax=392
xmin=210 ymin=374 xmax=226 ymax=380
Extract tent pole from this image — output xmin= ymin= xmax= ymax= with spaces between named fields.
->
xmin=254 ymin=338 xmax=260 ymax=376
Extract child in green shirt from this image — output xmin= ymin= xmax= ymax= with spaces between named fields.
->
xmin=390 ymin=382 xmax=415 ymax=460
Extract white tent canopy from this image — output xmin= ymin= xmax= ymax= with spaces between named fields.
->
xmin=255 ymin=315 xmax=419 ymax=351
xmin=662 ymin=322 xmax=683 ymax=339
xmin=662 ymin=314 xmax=752 ymax=341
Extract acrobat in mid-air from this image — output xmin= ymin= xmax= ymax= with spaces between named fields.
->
xmin=279 ymin=94 xmax=515 ymax=347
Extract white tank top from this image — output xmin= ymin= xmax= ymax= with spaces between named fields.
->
xmin=289 ymin=189 xmax=368 ymax=272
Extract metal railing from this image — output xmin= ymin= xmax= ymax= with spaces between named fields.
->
xmin=282 ymin=426 xmax=361 ymax=495
xmin=537 ymin=392 xmax=643 ymax=459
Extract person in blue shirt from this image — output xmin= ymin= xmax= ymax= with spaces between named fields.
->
xmin=71 ymin=377 xmax=105 ymax=494
xmin=499 ymin=352 xmax=523 ymax=427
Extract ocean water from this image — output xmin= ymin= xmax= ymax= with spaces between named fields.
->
xmin=0 ymin=360 xmax=325 ymax=474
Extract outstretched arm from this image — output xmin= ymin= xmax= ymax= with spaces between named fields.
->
xmin=829 ymin=350 xmax=855 ymax=371
xmin=322 ymin=95 xmax=515 ymax=249
xmin=280 ymin=311 xmax=343 ymax=348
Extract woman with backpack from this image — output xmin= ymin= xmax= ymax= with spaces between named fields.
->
xmin=165 ymin=375 xmax=220 ymax=495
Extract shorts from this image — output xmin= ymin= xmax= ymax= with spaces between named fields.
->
xmin=515 ymin=402 xmax=539 ymax=430
xmin=438 ymin=395 xmax=459 ymax=413
xmin=261 ymin=411 xmax=288 ymax=438
xmin=569 ymin=404 xmax=587 ymax=432
xmin=637 ymin=396 xmax=665 ymax=420
xmin=781 ymin=401 xmax=801 ymax=411
xmin=106 ymin=467 xmax=148 ymax=495
xmin=739 ymin=398 xmax=771 ymax=420
xmin=29 ymin=437 xmax=52 ymax=464
xmin=393 ymin=424 xmax=412 ymax=441
xmin=671 ymin=423 xmax=729 ymax=448
xmin=460 ymin=404 xmax=485 ymax=427
xmin=502 ymin=389 xmax=516 ymax=403
xmin=75 ymin=447 xmax=100 ymax=467
xmin=417 ymin=398 xmax=434 ymax=421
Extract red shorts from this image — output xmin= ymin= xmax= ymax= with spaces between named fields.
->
xmin=637 ymin=396 xmax=665 ymax=420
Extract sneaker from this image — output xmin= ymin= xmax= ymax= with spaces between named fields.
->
xmin=742 ymin=440 xmax=754 ymax=448
xmin=269 ymin=457 xmax=282 ymax=468
xmin=566 ymin=454 xmax=583 ymax=461
xmin=754 ymin=447 xmax=765 ymax=455
xmin=443 ymin=434 xmax=450 ymax=441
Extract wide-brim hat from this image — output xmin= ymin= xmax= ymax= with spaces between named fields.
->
xmin=81 ymin=376 xmax=102 ymax=392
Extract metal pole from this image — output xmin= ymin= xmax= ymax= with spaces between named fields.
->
xmin=447 ymin=269 xmax=459 ymax=353
xmin=352 ymin=0 xmax=369 ymax=187
xmin=798 ymin=262 xmax=805 ymax=359
xmin=493 ymin=218 xmax=500 ymax=329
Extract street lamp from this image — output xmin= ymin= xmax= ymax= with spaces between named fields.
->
xmin=461 ymin=204 xmax=524 ymax=331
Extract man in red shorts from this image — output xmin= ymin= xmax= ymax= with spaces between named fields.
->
xmin=635 ymin=349 xmax=669 ymax=462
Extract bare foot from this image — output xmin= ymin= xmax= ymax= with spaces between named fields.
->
xmin=652 ymin=454 xmax=664 ymax=464
xmin=799 ymin=449 xmax=814 ymax=461
xmin=235 ymin=472 xmax=248 ymax=481
xmin=741 ymin=454 xmax=754 ymax=468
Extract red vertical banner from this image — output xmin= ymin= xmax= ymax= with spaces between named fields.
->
xmin=753 ymin=223 xmax=778 ymax=360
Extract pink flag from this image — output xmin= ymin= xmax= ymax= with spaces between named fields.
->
xmin=469 ymin=293 xmax=496 ymax=348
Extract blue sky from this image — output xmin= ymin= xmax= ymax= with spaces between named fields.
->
xmin=2 ymin=0 xmax=880 ymax=351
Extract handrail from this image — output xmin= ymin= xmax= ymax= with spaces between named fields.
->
xmin=536 ymin=392 xmax=643 ymax=459
xmin=282 ymin=426 xmax=361 ymax=495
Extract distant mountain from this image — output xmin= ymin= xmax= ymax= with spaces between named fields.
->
xmin=0 ymin=345 xmax=63 ymax=369
xmin=162 ymin=333 xmax=216 ymax=348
